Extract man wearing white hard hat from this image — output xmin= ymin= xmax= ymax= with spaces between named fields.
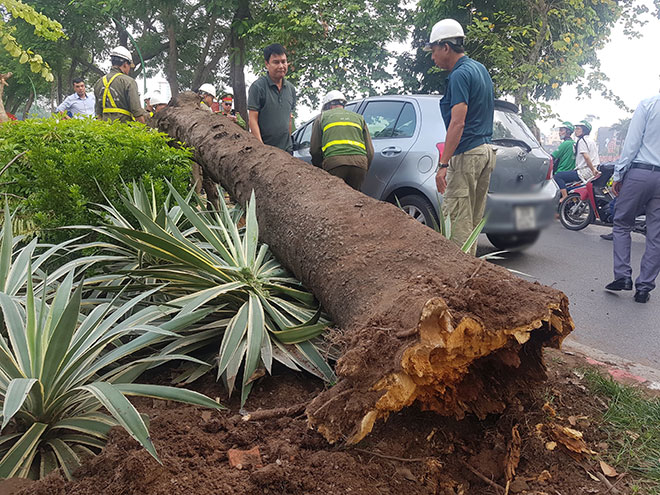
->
xmin=424 ymin=19 xmax=495 ymax=255
xmin=93 ymin=46 xmax=147 ymax=123
xmin=309 ymin=90 xmax=374 ymax=190
xmin=197 ymin=83 xmax=216 ymax=113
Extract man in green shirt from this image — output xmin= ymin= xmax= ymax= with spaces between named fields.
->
xmin=552 ymin=121 xmax=576 ymax=173
xmin=93 ymin=46 xmax=147 ymax=123
xmin=247 ymin=43 xmax=297 ymax=153
xmin=310 ymin=90 xmax=374 ymax=190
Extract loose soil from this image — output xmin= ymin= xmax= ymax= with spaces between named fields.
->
xmin=10 ymin=348 xmax=650 ymax=495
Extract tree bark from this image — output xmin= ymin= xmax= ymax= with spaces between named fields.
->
xmin=230 ymin=0 xmax=251 ymax=128
xmin=0 ymin=73 xmax=12 ymax=123
xmin=166 ymin=22 xmax=180 ymax=96
xmin=156 ymin=93 xmax=575 ymax=445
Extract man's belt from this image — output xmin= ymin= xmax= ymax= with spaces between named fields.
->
xmin=631 ymin=162 xmax=660 ymax=172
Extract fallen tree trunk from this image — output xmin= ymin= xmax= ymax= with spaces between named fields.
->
xmin=157 ymin=93 xmax=574 ymax=444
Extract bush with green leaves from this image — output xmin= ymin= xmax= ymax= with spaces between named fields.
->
xmin=0 ymin=117 xmax=193 ymax=241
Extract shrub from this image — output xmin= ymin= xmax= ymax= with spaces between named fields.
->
xmin=0 ymin=117 xmax=192 ymax=242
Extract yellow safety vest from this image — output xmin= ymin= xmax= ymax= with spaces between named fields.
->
xmin=101 ymin=73 xmax=133 ymax=118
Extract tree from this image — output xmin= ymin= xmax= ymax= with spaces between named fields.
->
xmin=156 ymin=93 xmax=574 ymax=445
xmin=0 ymin=0 xmax=64 ymax=120
xmin=400 ymin=0 xmax=648 ymax=123
xmin=246 ymin=0 xmax=409 ymax=108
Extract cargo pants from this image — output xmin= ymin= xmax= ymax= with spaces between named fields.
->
xmin=441 ymin=143 xmax=496 ymax=255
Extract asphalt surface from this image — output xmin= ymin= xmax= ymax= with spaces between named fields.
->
xmin=477 ymin=221 xmax=660 ymax=370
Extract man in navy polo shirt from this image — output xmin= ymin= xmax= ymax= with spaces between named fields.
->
xmin=425 ymin=19 xmax=495 ymax=255
xmin=248 ymin=44 xmax=297 ymax=153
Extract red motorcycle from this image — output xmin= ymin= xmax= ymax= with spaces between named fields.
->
xmin=558 ymin=164 xmax=614 ymax=230
xmin=558 ymin=163 xmax=646 ymax=233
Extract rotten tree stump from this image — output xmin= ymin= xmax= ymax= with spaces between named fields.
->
xmin=156 ymin=93 xmax=574 ymax=444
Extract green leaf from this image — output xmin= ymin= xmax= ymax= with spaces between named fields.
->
xmin=242 ymin=294 xmax=265 ymax=405
xmin=112 ymin=383 xmax=225 ymax=409
xmin=79 ymin=382 xmax=160 ymax=462
xmin=217 ymin=302 xmax=250 ymax=376
xmin=2 ymin=378 xmax=39 ymax=430
xmin=45 ymin=438 xmax=81 ymax=480
xmin=0 ymin=422 xmax=48 ymax=478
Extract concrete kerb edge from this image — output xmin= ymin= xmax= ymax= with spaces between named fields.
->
xmin=561 ymin=337 xmax=660 ymax=391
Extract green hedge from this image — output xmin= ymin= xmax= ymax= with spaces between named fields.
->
xmin=0 ymin=117 xmax=192 ymax=241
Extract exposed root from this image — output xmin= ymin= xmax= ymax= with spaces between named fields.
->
xmin=309 ymin=295 xmax=573 ymax=444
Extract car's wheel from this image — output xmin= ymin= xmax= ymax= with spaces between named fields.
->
xmin=559 ymin=193 xmax=594 ymax=231
xmin=486 ymin=230 xmax=540 ymax=251
xmin=396 ymin=194 xmax=439 ymax=228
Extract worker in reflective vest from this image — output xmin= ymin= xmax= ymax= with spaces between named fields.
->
xmin=93 ymin=46 xmax=147 ymax=123
xmin=310 ymin=90 xmax=374 ymax=190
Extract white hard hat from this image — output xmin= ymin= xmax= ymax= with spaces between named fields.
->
xmin=109 ymin=46 xmax=133 ymax=64
xmin=322 ymin=90 xmax=346 ymax=107
xmin=150 ymin=92 xmax=167 ymax=106
xmin=198 ymin=83 xmax=217 ymax=98
xmin=143 ymin=92 xmax=152 ymax=102
xmin=423 ymin=19 xmax=465 ymax=51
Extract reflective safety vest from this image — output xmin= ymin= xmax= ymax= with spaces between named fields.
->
xmin=101 ymin=73 xmax=133 ymax=118
xmin=320 ymin=108 xmax=367 ymax=159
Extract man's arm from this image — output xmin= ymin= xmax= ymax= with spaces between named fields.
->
xmin=613 ymin=101 xmax=647 ymax=185
xmin=363 ymin=120 xmax=374 ymax=168
xmin=309 ymin=117 xmax=323 ymax=167
xmin=126 ymin=78 xmax=146 ymax=123
xmin=249 ymin=111 xmax=263 ymax=143
xmin=436 ymin=102 xmax=468 ymax=194
xmin=55 ymin=95 xmax=72 ymax=119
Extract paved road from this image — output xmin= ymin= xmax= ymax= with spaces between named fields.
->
xmin=477 ymin=221 xmax=660 ymax=369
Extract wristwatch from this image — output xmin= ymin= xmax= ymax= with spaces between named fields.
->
xmin=438 ymin=163 xmax=449 ymax=169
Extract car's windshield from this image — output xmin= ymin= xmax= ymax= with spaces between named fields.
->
xmin=493 ymin=110 xmax=540 ymax=148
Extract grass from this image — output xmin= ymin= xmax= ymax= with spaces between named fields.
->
xmin=584 ymin=369 xmax=660 ymax=494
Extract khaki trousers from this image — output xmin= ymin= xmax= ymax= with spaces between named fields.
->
xmin=441 ymin=143 xmax=496 ymax=255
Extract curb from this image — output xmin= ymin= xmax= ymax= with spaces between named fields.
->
xmin=562 ymin=337 xmax=660 ymax=391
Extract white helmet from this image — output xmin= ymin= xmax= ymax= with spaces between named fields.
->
xmin=322 ymin=90 xmax=346 ymax=108
xmin=423 ymin=19 xmax=465 ymax=51
xmin=150 ymin=92 xmax=167 ymax=106
xmin=109 ymin=46 xmax=133 ymax=64
xmin=198 ymin=83 xmax=216 ymax=98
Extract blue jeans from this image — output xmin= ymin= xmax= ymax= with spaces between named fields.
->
xmin=554 ymin=170 xmax=580 ymax=191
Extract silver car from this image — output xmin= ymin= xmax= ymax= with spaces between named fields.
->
xmin=292 ymin=95 xmax=559 ymax=250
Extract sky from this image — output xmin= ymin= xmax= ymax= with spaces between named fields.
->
xmin=138 ymin=4 xmax=660 ymax=135
xmin=539 ymin=6 xmax=660 ymax=137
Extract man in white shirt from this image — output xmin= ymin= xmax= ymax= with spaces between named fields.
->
xmin=55 ymin=78 xmax=95 ymax=119
xmin=606 ymin=93 xmax=660 ymax=303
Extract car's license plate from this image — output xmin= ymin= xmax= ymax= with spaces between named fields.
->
xmin=515 ymin=206 xmax=536 ymax=230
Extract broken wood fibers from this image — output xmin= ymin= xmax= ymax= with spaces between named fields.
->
xmin=157 ymin=93 xmax=574 ymax=445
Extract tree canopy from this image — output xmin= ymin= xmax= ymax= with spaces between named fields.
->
xmin=399 ymin=0 xmax=648 ymax=121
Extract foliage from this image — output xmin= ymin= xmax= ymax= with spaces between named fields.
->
xmin=87 ymin=182 xmax=335 ymax=405
xmin=585 ymin=369 xmax=660 ymax=494
xmin=0 ymin=219 xmax=224 ymax=478
xmin=247 ymin=0 xmax=410 ymax=107
xmin=0 ymin=117 xmax=192 ymax=242
xmin=0 ymin=0 xmax=65 ymax=82
xmin=400 ymin=0 xmax=648 ymax=121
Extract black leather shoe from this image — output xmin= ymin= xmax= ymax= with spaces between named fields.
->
xmin=634 ymin=290 xmax=650 ymax=303
xmin=605 ymin=278 xmax=633 ymax=291
xmin=600 ymin=233 xmax=613 ymax=241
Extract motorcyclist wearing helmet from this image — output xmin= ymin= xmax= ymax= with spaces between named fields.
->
xmin=93 ymin=46 xmax=147 ymax=123
xmin=552 ymin=121 xmax=576 ymax=173
xmin=309 ymin=90 xmax=374 ymax=190
xmin=554 ymin=119 xmax=600 ymax=202
xmin=197 ymin=83 xmax=216 ymax=113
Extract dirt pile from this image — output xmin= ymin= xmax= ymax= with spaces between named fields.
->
xmin=18 ymin=350 xmax=634 ymax=495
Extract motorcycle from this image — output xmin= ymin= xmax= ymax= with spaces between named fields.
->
xmin=558 ymin=162 xmax=646 ymax=233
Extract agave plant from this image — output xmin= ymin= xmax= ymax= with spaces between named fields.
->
xmin=87 ymin=182 xmax=335 ymax=404
xmin=0 ymin=270 xmax=223 ymax=479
